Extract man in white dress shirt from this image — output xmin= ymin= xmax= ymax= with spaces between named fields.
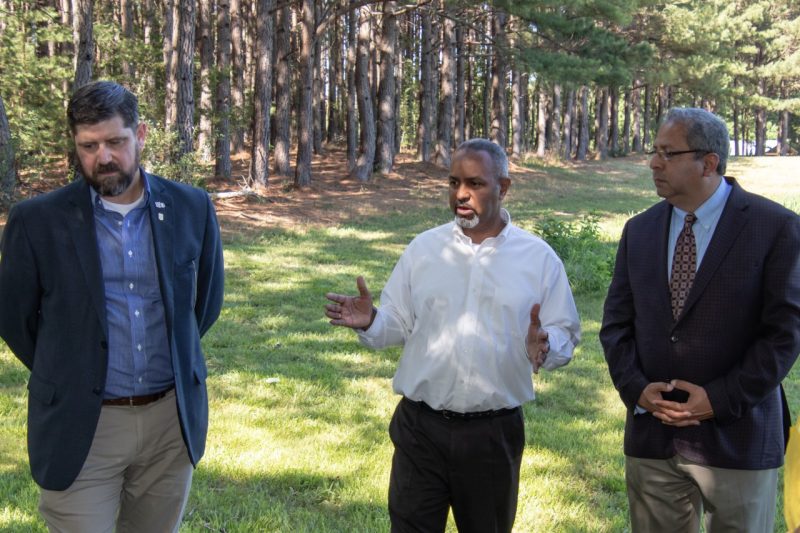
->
xmin=325 ymin=138 xmax=580 ymax=533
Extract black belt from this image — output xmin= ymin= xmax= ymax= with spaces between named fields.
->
xmin=102 ymin=386 xmax=174 ymax=407
xmin=403 ymin=397 xmax=520 ymax=420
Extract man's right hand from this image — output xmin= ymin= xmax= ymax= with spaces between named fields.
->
xmin=325 ymin=276 xmax=375 ymax=329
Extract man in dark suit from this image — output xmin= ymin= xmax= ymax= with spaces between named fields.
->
xmin=0 ymin=81 xmax=224 ymax=531
xmin=600 ymin=107 xmax=800 ymax=532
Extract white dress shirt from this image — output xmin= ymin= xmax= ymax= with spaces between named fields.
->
xmin=358 ymin=209 xmax=581 ymax=412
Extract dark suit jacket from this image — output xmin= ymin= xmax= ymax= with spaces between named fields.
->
xmin=0 ymin=171 xmax=224 ymax=490
xmin=600 ymin=178 xmax=800 ymax=470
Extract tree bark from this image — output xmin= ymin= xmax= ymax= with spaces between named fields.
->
xmin=0 ymin=93 xmax=15 ymax=204
xmin=175 ymin=0 xmax=196 ymax=155
xmin=197 ymin=0 xmax=214 ymax=161
xmin=346 ymin=8 xmax=358 ymax=170
xmin=632 ymin=81 xmax=641 ymax=152
xmin=72 ymin=0 xmax=93 ymax=89
xmin=551 ymin=83 xmax=562 ymax=158
xmin=563 ymin=88 xmax=575 ymax=160
xmin=312 ymin=1 xmax=323 ymax=154
xmin=327 ymin=15 xmax=341 ymax=142
xmin=454 ymin=25 xmax=465 ymax=148
xmin=596 ymin=87 xmax=609 ymax=159
xmin=376 ymin=1 xmax=398 ymax=175
xmin=230 ymin=0 xmax=245 ymax=153
xmin=294 ymin=0 xmax=314 ymax=186
xmin=643 ymin=84 xmax=652 ymax=149
xmin=609 ymin=86 xmax=619 ymax=155
xmin=576 ymin=85 xmax=589 ymax=161
xmin=622 ymin=88 xmax=631 ymax=154
xmin=536 ymin=82 xmax=547 ymax=157
xmin=490 ymin=10 xmax=507 ymax=148
xmin=250 ymin=0 xmax=275 ymax=186
xmin=417 ymin=8 xmax=433 ymax=162
xmin=214 ymin=0 xmax=232 ymax=179
xmin=273 ymin=4 xmax=291 ymax=176
xmin=433 ymin=10 xmax=454 ymax=168
xmin=351 ymin=6 xmax=375 ymax=182
xmin=120 ymin=0 xmax=134 ymax=80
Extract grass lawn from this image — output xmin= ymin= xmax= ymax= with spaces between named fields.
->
xmin=1 ymin=155 xmax=799 ymax=532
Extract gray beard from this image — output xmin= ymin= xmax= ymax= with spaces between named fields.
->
xmin=455 ymin=214 xmax=480 ymax=229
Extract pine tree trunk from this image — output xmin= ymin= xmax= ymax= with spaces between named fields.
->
xmin=230 ymin=0 xmax=245 ymax=153
xmin=609 ymin=86 xmax=619 ymax=155
xmin=623 ymin=88 xmax=631 ymax=154
xmin=346 ymin=9 xmax=358 ymax=171
xmin=551 ymin=83 xmax=562 ymax=158
xmin=175 ymin=0 xmax=196 ymax=155
xmin=120 ymin=0 xmax=134 ymax=80
xmin=327 ymin=15 xmax=341 ymax=142
xmin=417 ymin=9 xmax=433 ymax=162
xmin=351 ymin=6 xmax=375 ymax=182
xmin=632 ymin=82 xmax=641 ymax=152
xmin=214 ymin=0 xmax=232 ymax=179
xmin=576 ymin=85 xmax=589 ymax=161
xmin=197 ymin=0 xmax=214 ymax=161
xmin=596 ymin=87 xmax=609 ymax=160
xmin=511 ymin=67 xmax=524 ymax=159
xmin=273 ymin=5 xmax=291 ymax=176
xmin=165 ymin=0 xmax=179 ymax=130
xmin=312 ymin=1 xmax=323 ymax=154
xmin=294 ymin=0 xmax=314 ymax=187
xmin=454 ymin=25 xmax=465 ymax=148
xmin=536 ymin=82 xmax=546 ymax=157
xmin=376 ymin=1 xmax=397 ymax=175
xmin=433 ymin=11 xmax=454 ymax=168
xmin=0 ymin=93 xmax=15 ymax=204
xmin=490 ymin=10 xmax=507 ymax=148
xmin=250 ymin=0 xmax=275 ymax=186
xmin=563 ymin=88 xmax=575 ymax=160
xmin=72 ymin=0 xmax=93 ymax=89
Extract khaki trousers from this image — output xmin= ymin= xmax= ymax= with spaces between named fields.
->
xmin=626 ymin=454 xmax=778 ymax=533
xmin=39 ymin=389 xmax=193 ymax=533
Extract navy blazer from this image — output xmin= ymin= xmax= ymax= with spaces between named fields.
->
xmin=0 ymin=172 xmax=224 ymax=490
xmin=600 ymin=178 xmax=800 ymax=470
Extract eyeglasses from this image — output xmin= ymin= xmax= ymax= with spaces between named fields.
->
xmin=646 ymin=148 xmax=709 ymax=161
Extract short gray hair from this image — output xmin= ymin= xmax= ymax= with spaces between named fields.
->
xmin=455 ymin=138 xmax=508 ymax=180
xmin=663 ymin=108 xmax=729 ymax=175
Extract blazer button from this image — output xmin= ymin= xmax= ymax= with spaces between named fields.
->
xmin=670 ymin=334 xmax=678 ymax=343
xmin=101 ymin=341 xmax=108 ymax=350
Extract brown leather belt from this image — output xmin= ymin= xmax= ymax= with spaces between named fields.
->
xmin=102 ymin=386 xmax=174 ymax=407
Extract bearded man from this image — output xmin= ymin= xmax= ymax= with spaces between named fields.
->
xmin=0 ymin=80 xmax=224 ymax=532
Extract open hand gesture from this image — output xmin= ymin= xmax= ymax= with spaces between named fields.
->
xmin=526 ymin=303 xmax=550 ymax=373
xmin=325 ymin=276 xmax=375 ymax=329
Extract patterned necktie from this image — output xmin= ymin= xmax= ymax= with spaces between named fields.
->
xmin=670 ymin=212 xmax=697 ymax=319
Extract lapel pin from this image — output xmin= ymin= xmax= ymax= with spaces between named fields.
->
xmin=158 ymin=213 xmax=164 ymax=221
xmin=155 ymin=201 xmax=165 ymax=208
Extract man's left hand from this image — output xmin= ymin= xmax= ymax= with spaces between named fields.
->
xmin=651 ymin=379 xmax=714 ymax=426
xmin=526 ymin=303 xmax=549 ymax=374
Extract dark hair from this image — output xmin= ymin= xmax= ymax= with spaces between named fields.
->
xmin=67 ymin=81 xmax=139 ymax=133
xmin=455 ymin=138 xmax=509 ymax=180
xmin=663 ymin=107 xmax=729 ymax=175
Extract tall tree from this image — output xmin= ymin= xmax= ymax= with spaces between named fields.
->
xmin=417 ymin=8 xmax=433 ymax=162
xmin=376 ymin=1 xmax=398 ymax=175
xmin=350 ymin=5 xmax=375 ymax=181
xmin=273 ymin=3 xmax=292 ymax=176
xmin=120 ymin=0 xmax=134 ymax=80
xmin=175 ymin=0 xmax=196 ymax=155
xmin=215 ymin=0 xmax=232 ymax=179
xmin=433 ymin=9 xmax=454 ymax=168
xmin=230 ymin=0 xmax=245 ymax=153
xmin=490 ymin=10 xmax=508 ymax=148
xmin=197 ymin=0 xmax=215 ymax=161
xmin=71 ymin=0 xmax=93 ymax=89
xmin=294 ymin=0 xmax=314 ymax=186
xmin=346 ymin=8 xmax=358 ymax=170
xmin=250 ymin=0 xmax=274 ymax=186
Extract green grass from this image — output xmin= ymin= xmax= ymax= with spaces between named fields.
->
xmin=2 ymin=155 xmax=799 ymax=532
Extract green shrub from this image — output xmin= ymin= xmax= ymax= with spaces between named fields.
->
xmin=537 ymin=214 xmax=615 ymax=295
xmin=142 ymin=125 xmax=207 ymax=188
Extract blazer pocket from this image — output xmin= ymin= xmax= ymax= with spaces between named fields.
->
xmin=27 ymin=373 xmax=56 ymax=405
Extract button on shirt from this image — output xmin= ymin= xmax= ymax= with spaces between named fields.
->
xmin=358 ymin=209 xmax=581 ymax=413
xmin=91 ymin=179 xmax=173 ymax=398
